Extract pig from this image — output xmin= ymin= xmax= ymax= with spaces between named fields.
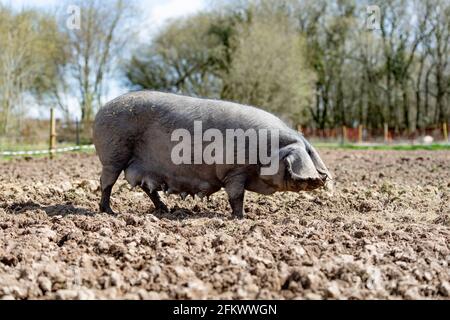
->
xmin=93 ymin=91 xmax=332 ymax=218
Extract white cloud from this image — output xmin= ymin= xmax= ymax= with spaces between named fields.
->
xmin=139 ymin=0 xmax=205 ymax=39
xmin=148 ymin=0 xmax=204 ymax=25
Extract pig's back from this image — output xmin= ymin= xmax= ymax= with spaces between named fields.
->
xmin=96 ymin=90 xmax=293 ymax=133
xmin=93 ymin=90 xmax=300 ymax=172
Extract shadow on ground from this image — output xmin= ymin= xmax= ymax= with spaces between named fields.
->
xmin=2 ymin=201 xmax=96 ymax=216
xmin=2 ymin=201 xmax=230 ymax=220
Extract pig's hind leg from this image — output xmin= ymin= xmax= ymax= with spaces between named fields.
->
xmin=224 ymin=174 xmax=246 ymax=219
xmin=95 ymin=127 xmax=134 ymax=215
xmin=99 ymin=165 xmax=122 ymax=214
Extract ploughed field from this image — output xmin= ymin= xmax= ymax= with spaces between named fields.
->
xmin=0 ymin=149 xmax=449 ymax=300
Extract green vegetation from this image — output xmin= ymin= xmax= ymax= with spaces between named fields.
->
xmin=315 ymin=143 xmax=450 ymax=151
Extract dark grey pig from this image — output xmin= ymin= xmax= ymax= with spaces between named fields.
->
xmin=93 ymin=91 xmax=331 ymax=218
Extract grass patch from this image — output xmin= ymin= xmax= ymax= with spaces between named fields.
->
xmin=315 ymin=142 xmax=450 ymax=151
xmin=0 ymin=143 xmax=95 ymax=161
xmin=0 ymin=142 xmax=77 ymax=152
xmin=0 ymin=144 xmax=50 ymax=152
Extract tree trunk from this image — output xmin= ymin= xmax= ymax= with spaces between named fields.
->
xmin=435 ymin=62 xmax=445 ymax=124
xmin=424 ymin=65 xmax=433 ymax=126
xmin=415 ymin=56 xmax=424 ymax=131
xmin=402 ymin=81 xmax=410 ymax=132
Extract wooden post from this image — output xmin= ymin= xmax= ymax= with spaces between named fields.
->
xmin=49 ymin=108 xmax=56 ymax=159
xmin=297 ymin=124 xmax=302 ymax=133
xmin=358 ymin=124 xmax=363 ymax=144
xmin=443 ymin=122 xmax=448 ymax=142
xmin=384 ymin=123 xmax=389 ymax=144
xmin=341 ymin=125 xmax=347 ymax=145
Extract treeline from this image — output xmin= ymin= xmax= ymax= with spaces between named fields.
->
xmin=125 ymin=0 xmax=450 ymax=131
xmin=0 ymin=0 xmax=449 ymax=139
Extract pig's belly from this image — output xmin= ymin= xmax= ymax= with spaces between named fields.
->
xmin=124 ymin=160 xmax=222 ymax=196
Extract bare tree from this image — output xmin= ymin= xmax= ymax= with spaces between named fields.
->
xmin=124 ymin=0 xmax=449 ymax=132
xmin=124 ymin=13 xmax=227 ymax=97
xmin=0 ymin=6 xmax=66 ymax=135
xmin=425 ymin=0 xmax=450 ymax=124
xmin=64 ymin=0 xmax=135 ymax=123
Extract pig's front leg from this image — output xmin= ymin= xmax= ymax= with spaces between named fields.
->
xmin=224 ymin=175 xmax=246 ymax=219
xmin=141 ymin=185 xmax=169 ymax=212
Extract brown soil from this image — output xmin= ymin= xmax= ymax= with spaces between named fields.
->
xmin=0 ymin=149 xmax=449 ymax=300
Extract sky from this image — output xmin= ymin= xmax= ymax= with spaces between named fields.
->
xmin=2 ymin=0 xmax=205 ymax=27
xmin=0 ymin=0 xmax=206 ymax=119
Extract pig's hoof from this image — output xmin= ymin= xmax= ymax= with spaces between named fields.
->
xmin=155 ymin=204 xmax=169 ymax=213
xmin=105 ymin=209 xmax=116 ymax=215
xmin=100 ymin=205 xmax=116 ymax=215
xmin=231 ymin=213 xmax=244 ymax=220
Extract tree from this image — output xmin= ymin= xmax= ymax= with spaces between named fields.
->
xmin=124 ymin=1 xmax=314 ymax=123
xmin=425 ymin=0 xmax=450 ymax=124
xmin=0 ymin=6 xmax=67 ymax=134
xmin=64 ymin=0 xmax=135 ymax=124
xmin=223 ymin=14 xmax=312 ymax=121
xmin=124 ymin=13 xmax=227 ymax=98
xmin=123 ymin=0 xmax=449 ymax=132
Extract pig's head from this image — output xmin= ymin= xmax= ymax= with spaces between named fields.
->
xmin=260 ymin=137 xmax=332 ymax=192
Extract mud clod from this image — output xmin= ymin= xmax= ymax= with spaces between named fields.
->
xmin=0 ymin=150 xmax=449 ymax=299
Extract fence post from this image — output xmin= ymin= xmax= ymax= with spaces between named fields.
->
xmin=358 ymin=125 xmax=363 ymax=144
xmin=341 ymin=125 xmax=347 ymax=145
xmin=76 ymin=118 xmax=80 ymax=146
xmin=384 ymin=123 xmax=389 ymax=144
xmin=49 ymin=108 xmax=56 ymax=159
xmin=444 ymin=122 xmax=448 ymax=142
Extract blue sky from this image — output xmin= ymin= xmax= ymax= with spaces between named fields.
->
xmin=0 ymin=0 xmax=206 ymax=119
xmin=2 ymin=0 xmax=205 ymax=28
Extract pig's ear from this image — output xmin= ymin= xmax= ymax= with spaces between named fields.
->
xmin=259 ymin=143 xmax=329 ymax=189
xmin=282 ymin=146 xmax=323 ymax=182
xmin=301 ymin=137 xmax=332 ymax=181
xmin=259 ymin=144 xmax=320 ymax=188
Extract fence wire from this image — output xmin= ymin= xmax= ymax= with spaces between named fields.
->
xmin=0 ymin=145 xmax=95 ymax=156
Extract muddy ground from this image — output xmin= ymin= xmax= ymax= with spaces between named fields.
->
xmin=0 ymin=149 xmax=449 ymax=300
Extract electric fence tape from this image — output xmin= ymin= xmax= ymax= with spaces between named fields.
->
xmin=0 ymin=145 xmax=95 ymax=156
